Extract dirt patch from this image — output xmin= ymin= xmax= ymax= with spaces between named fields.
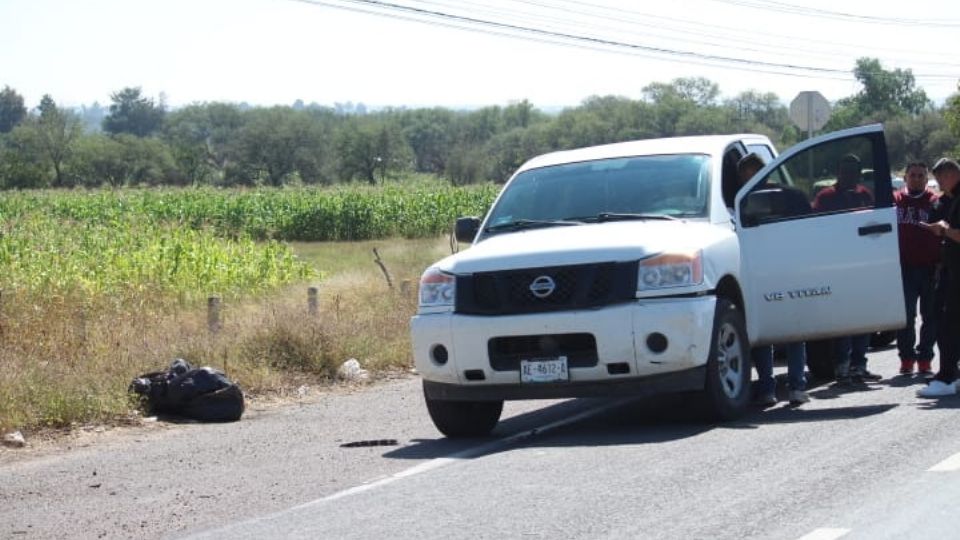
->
xmin=0 ymin=370 xmax=415 ymax=466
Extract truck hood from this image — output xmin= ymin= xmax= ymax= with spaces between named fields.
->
xmin=438 ymin=220 xmax=729 ymax=274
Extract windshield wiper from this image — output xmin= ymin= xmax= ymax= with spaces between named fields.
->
xmin=484 ymin=219 xmax=583 ymax=233
xmin=575 ymin=212 xmax=678 ymax=223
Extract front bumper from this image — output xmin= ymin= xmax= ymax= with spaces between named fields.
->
xmin=411 ymin=296 xmax=716 ymax=400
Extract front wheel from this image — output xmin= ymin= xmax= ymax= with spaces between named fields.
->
xmin=703 ymin=299 xmax=751 ymax=421
xmin=423 ymin=383 xmax=503 ymax=438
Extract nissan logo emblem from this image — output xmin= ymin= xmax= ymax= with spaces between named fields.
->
xmin=529 ymin=275 xmax=556 ymax=298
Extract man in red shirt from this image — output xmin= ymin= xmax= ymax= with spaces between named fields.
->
xmin=812 ymin=153 xmax=875 ymax=212
xmin=894 ymin=162 xmax=940 ymax=375
xmin=812 ymin=154 xmax=879 ymax=385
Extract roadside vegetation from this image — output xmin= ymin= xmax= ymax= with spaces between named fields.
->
xmin=0 ymin=186 xmax=466 ymax=434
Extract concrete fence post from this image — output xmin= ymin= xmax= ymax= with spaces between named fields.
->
xmin=308 ymin=286 xmax=319 ymax=317
xmin=208 ymin=296 xmax=221 ymax=335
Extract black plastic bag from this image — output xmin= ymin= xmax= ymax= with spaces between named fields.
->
xmin=130 ymin=359 xmax=244 ymax=422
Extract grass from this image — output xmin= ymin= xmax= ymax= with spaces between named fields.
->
xmin=0 ymin=183 xmax=484 ymax=434
xmin=0 ymin=236 xmax=452 ymax=434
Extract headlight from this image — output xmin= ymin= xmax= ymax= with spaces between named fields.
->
xmin=419 ymin=267 xmax=456 ymax=307
xmin=638 ymin=251 xmax=703 ymax=291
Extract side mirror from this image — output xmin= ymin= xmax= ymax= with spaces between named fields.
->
xmin=455 ymin=216 xmax=481 ymax=243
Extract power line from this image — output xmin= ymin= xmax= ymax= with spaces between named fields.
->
xmin=290 ymin=0 xmax=855 ymax=76
xmin=514 ymin=0 xmax=960 ymax=65
xmin=704 ymin=0 xmax=960 ymax=27
xmin=287 ymin=0 xmax=959 ymax=85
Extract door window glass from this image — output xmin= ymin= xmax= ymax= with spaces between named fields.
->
xmin=742 ymin=133 xmax=889 ymax=225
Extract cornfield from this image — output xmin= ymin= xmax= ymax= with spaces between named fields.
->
xmin=0 ymin=183 xmax=499 ymax=243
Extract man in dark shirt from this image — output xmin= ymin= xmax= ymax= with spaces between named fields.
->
xmin=736 ymin=153 xmax=810 ymax=405
xmin=918 ymin=157 xmax=960 ymax=397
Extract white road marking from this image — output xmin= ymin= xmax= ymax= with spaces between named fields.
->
xmin=306 ymin=397 xmax=633 ymax=506
xmin=928 ymin=451 xmax=960 ymax=471
xmin=189 ymin=397 xmax=633 ymax=537
xmin=796 ymin=528 xmax=851 ymax=540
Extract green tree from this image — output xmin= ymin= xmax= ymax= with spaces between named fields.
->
xmin=725 ymin=91 xmax=789 ymax=135
xmin=946 ymin=86 xmax=960 ymax=152
xmin=484 ymin=125 xmax=551 ymax=182
xmin=0 ymin=132 xmax=47 ymax=188
xmin=336 ymin=117 xmax=412 ymax=184
xmin=853 ymin=58 xmax=930 ymax=118
xmin=885 ymin=111 xmax=958 ymax=169
xmin=163 ymin=102 xmax=245 ymax=184
xmin=0 ymin=86 xmax=27 ymax=133
xmin=67 ymin=134 xmax=125 ymax=187
xmin=399 ymin=108 xmax=456 ymax=174
xmin=102 ymin=87 xmax=165 ymax=137
xmin=825 ymin=58 xmax=931 ymax=131
xmin=502 ymin=99 xmax=546 ymax=130
xmin=644 ymin=77 xmax=720 ymax=107
xmin=15 ymin=94 xmax=84 ymax=187
xmin=67 ymin=134 xmax=179 ymax=187
xmin=230 ymin=107 xmax=333 ymax=186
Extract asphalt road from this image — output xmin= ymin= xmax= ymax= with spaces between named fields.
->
xmin=3 ymin=344 xmax=960 ymax=540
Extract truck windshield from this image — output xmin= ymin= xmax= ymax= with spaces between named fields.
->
xmin=485 ymin=154 xmax=711 ymax=232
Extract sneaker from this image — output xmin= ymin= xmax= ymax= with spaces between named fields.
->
xmin=899 ymin=359 xmax=915 ymax=375
xmin=754 ymin=391 xmax=777 ymax=407
xmin=850 ymin=366 xmax=882 ymax=381
xmin=917 ymin=380 xmax=957 ymax=398
xmin=788 ymin=390 xmax=810 ymax=405
xmin=917 ymin=360 xmax=933 ymax=376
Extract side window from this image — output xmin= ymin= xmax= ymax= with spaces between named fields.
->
xmin=742 ymin=133 xmax=890 ymax=226
xmin=747 ymin=143 xmax=789 ymax=186
xmin=721 ymin=146 xmax=744 ymax=208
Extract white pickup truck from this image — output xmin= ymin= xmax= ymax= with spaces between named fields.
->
xmin=411 ymin=124 xmax=905 ymax=437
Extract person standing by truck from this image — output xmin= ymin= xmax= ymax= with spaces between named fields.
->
xmin=812 ymin=154 xmax=881 ymax=385
xmin=918 ymin=158 xmax=960 ymax=397
xmin=736 ymin=153 xmax=810 ymax=405
xmin=894 ymin=162 xmax=940 ymax=375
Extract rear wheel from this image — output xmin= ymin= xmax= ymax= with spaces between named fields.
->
xmin=703 ymin=299 xmax=751 ymax=421
xmin=423 ymin=383 xmax=503 ymax=438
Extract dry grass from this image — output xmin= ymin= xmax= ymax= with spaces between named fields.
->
xmin=0 ymin=236 xmax=453 ymax=434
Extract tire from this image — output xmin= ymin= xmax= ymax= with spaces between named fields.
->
xmin=870 ymin=330 xmax=896 ymax=349
xmin=805 ymin=339 xmax=835 ymax=381
xmin=423 ymin=383 xmax=503 ymax=438
xmin=703 ymin=299 xmax=751 ymax=421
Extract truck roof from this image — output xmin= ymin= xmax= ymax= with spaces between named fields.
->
xmin=516 ymin=133 xmax=773 ymax=173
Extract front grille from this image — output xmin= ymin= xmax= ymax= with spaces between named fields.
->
xmin=456 ymin=261 xmax=638 ymax=315
xmin=488 ymin=333 xmax=598 ymax=371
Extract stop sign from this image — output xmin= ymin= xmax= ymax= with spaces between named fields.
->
xmin=790 ymin=91 xmax=831 ymax=132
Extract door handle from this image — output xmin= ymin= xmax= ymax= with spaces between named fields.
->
xmin=858 ymin=223 xmax=892 ymax=236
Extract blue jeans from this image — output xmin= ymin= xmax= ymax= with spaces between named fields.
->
xmin=753 ymin=342 xmax=807 ymax=394
xmin=834 ymin=334 xmax=869 ymax=377
xmin=897 ymin=265 xmax=937 ymax=361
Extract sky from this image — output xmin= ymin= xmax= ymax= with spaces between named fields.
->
xmin=1 ymin=0 xmax=958 ymax=112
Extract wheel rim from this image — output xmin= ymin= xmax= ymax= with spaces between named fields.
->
xmin=716 ymin=321 xmax=745 ymax=399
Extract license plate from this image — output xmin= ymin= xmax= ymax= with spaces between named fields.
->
xmin=520 ymin=356 xmax=569 ymax=383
